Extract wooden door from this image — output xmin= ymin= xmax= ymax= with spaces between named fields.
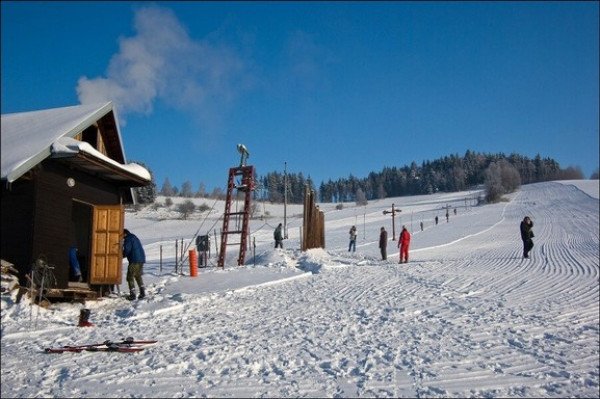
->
xmin=89 ymin=205 xmax=124 ymax=284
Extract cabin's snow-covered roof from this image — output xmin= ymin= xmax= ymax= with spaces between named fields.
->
xmin=1 ymin=102 xmax=150 ymax=184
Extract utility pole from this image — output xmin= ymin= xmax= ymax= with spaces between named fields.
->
xmin=284 ymin=161 xmax=288 ymax=238
xmin=383 ymin=203 xmax=401 ymax=240
xmin=363 ymin=206 xmax=366 ymax=239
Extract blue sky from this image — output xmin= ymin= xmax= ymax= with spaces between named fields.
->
xmin=2 ymin=1 xmax=598 ymax=192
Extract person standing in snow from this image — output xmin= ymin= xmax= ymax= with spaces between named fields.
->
xmin=348 ymin=225 xmax=357 ymax=252
xmin=69 ymin=245 xmax=82 ymax=282
xmin=274 ymin=223 xmax=284 ymax=249
xmin=123 ymin=229 xmax=146 ymax=300
xmin=379 ymin=227 xmax=388 ymax=260
xmin=520 ymin=216 xmax=535 ymax=258
xmin=398 ymin=225 xmax=411 ymax=263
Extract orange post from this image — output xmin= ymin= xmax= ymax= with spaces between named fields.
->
xmin=189 ymin=249 xmax=198 ymax=277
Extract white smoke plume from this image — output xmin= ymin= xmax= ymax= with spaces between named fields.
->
xmin=76 ymin=5 xmax=248 ymax=126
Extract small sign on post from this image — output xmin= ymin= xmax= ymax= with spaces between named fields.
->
xmin=383 ymin=203 xmax=401 ymax=241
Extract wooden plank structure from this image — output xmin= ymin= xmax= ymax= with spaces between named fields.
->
xmin=302 ymin=185 xmax=325 ymax=251
xmin=41 ymin=284 xmax=98 ymax=303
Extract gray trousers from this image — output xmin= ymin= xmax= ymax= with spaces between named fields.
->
xmin=126 ymin=262 xmax=144 ymax=292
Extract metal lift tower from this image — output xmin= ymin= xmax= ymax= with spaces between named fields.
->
xmin=217 ymin=145 xmax=255 ymax=267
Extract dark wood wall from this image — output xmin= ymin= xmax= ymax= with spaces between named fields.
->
xmin=3 ymin=160 xmax=124 ymax=288
xmin=1 ymin=175 xmax=35 ymax=279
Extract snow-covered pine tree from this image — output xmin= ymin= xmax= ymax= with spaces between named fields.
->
xmin=131 ymin=161 xmax=156 ymax=204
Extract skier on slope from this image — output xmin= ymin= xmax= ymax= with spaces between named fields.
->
xmin=520 ymin=216 xmax=535 ymax=258
xmin=379 ymin=227 xmax=388 ymax=260
xmin=348 ymin=226 xmax=357 ymax=252
xmin=398 ymin=225 xmax=411 ymax=264
xmin=274 ymin=223 xmax=284 ymax=249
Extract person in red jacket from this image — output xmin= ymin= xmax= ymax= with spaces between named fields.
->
xmin=398 ymin=225 xmax=411 ymax=263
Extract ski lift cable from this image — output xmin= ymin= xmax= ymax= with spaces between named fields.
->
xmin=180 ymin=178 xmax=291 ymax=265
xmin=179 ymin=177 xmax=257 ymax=264
xmin=249 ymin=220 xmax=278 ymax=235
xmin=180 ymin=194 xmax=223 ymax=257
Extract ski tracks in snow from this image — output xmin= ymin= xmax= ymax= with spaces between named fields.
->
xmin=1 ymin=182 xmax=598 ymax=398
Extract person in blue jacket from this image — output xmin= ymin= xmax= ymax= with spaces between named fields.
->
xmin=69 ymin=246 xmax=82 ymax=282
xmin=123 ymin=229 xmax=146 ymax=300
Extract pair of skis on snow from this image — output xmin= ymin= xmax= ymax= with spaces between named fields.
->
xmin=45 ymin=337 xmax=157 ymax=353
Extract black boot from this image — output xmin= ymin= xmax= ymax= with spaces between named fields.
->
xmin=138 ymin=287 xmax=146 ymax=300
xmin=127 ymin=289 xmax=136 ymax=301
xmin=78 ymin=308 xmax=93 ymax=327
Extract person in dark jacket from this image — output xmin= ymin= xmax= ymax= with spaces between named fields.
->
xmin=123 ymin=229 xmax=146 ymax=300
xmin=274 ymin=223 xmax=283 ymax=249
xmin=348 ymin=226 xmax=357 ymax=252
xmin=520 ymin=216 xmax=535 ymax=258
xmin=379 ymin=227 xmax=388 ymax=260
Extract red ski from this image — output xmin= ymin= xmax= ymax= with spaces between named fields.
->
xmin=44 ymin=337 xmax=156 ymax=354
xmin=45 ymin=345 xmax=143 ymax=353
xmin=45 ymin=347 xmax=84 ymax=353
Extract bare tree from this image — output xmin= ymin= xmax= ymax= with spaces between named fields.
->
xmin=180 ymin=180 xmax=194 ymax=198
xmin=177 ymin=200 xmax=196 ymax=219
xmin=484 ymin=160 xmax=521 ymax=203
xmin=210 ymin=187 xmax=224 ymax=200
xmin=160 ymin=178 xmax=175 ymax=196
xmin=377 ymin=182 xmax=386 ymax=199
xmin=195 ymin=182 xmax=206 ymax=198
xmin=355 ymin=188 xmax=368 ymax=206
xmin=499 ymin=159 xmax=521 ymax=193
xmin=484 ymin=162 xmax=505 ymax=203
xmin=557 ymin=166 xmax=585 ymax=180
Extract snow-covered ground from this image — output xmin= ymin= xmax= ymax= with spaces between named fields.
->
xmin=1 ymin=180 xmax=598 ymax=398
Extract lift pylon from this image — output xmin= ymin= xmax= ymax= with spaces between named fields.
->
xmin=218 ymin=165 xmax=255 ymax=267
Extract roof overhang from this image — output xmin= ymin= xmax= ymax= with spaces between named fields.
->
xmin=54 ymin=152 xmax=151 ymax=187
xmin=49 ymin=136 xmax=151 ymax=187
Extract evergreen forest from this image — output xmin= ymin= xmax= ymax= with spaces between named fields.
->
xmin=147 ymin=150 xmax=586 ymax=205
xmin=257 ymin=150 xmax=584 ymax=204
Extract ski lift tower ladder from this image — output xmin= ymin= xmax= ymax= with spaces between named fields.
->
xmin=218 ymin=145 xmax=255 ymax=267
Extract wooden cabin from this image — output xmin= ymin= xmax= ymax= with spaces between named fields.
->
xmin=1 ymin=102 xmax=151 ymax=301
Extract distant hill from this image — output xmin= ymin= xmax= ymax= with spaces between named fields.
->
xmin=259 ymin=150 xmax=585 ymax=203
xmin=144 ymin=150 xmax=587 ymax=205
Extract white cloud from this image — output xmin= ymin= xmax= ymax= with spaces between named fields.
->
xmin=76 ymin=5 xmax=248 ymax=126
